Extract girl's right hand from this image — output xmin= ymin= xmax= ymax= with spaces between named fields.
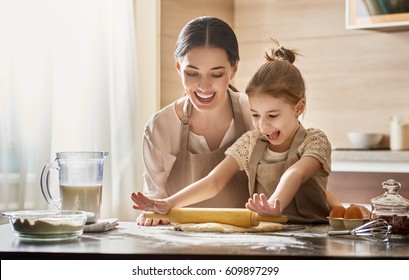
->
xmin=245 ymin=193 xmax=282 ymax=217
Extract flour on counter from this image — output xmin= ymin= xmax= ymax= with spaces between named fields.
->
xmin=109 ymin=222 xmax=310 ymax=251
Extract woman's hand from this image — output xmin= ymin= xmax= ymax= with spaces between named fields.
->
xmin=136 ymin=212 xmax=170 ymax=226
xmin=245 ymin=193 xmax=282 ymax=217
xmin=131 ymin=192 xmax=171 ymax=214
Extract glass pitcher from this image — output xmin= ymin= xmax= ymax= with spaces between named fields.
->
xmin=40 ymin=152 xmax=109 ymax=223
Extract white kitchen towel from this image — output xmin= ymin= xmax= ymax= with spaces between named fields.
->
xmin=84 ymin=218 xmax=119 ymax=233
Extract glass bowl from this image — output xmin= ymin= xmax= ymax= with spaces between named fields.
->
xmin=2 ymin=210 xmax=91 ymax=241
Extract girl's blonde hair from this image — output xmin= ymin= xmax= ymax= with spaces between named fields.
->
xmin=245 ymin=39 xmax=305 ymax=105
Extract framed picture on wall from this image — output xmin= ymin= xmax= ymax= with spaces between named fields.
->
xmin=346 ymin=0 xmax=409 ymax=31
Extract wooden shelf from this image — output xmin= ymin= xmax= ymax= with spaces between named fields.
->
xmin=346 ymin=0 xmax=409 ymax=31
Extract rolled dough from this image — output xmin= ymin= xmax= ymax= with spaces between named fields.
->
xmin=174 ymin=222 xmax=283 ymax=233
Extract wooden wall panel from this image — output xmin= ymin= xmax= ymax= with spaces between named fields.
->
xmin=234 ymin=0 xmax=409 ymax=148
xmin=159 ymin=0 xmax=409 ymax=205
xmin=235 ymin=0 xmax=351 ymax=42
xmin=160 ymin=0 xmax=409 ymax=148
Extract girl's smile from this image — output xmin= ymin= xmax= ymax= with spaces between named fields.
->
xmin=265 ymin=131 xmax=280 ymax=141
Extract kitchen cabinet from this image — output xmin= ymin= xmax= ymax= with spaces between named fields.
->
xmin=346 ymin=0 xmax=409 ymax=31
xmin=329 ymin=150 xmax=409 ymax=204
xmin=328 ymin=171 xmax=409 ymax=204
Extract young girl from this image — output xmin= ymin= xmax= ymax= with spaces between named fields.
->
xmin=140 ymin=16 xmax=253 ymax=226
xmin=133 ymin=40 xmax=341 ymax=223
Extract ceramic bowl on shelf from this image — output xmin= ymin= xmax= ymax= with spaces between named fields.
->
xmin=2 ymin=210 xmax=91 ymax=241
xmin=347 ymin=132 xmax=383 ymax=149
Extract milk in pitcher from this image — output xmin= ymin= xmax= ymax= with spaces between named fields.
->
xmin=60 ymin=184 xmax=102 ymax=222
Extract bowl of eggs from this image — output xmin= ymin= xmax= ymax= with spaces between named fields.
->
xmin=328 ymin=205 xmax=370 ymax=230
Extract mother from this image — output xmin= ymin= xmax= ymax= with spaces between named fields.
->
xmin=139 ymin=16 xmax=253 ymax=225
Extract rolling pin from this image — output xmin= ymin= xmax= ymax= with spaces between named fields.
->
xmin=144 ymin=208 xmax=288 ymax=227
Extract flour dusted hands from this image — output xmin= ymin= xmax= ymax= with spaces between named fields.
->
xmin=131 ymin=192 xmax=171 ymax=214
xmin=245 ymin=193 xmax=282 ymax=217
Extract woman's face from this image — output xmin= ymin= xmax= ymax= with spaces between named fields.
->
xmin=249 ymin=93 xmax=305 ymax=152
xmin=176 ymin=47 xmax=237 ymax=112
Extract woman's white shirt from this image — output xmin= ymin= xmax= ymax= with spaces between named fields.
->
xmin=142 ymin=91 xmax=253 ymax=198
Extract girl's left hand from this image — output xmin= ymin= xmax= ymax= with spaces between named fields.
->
xmin=245 ymin=193 xmax=282 ymax=217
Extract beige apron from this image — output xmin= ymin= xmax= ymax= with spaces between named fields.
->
xmin=166 ymin=92 xmax=249 ymax=208
xmin=248 ymin=124 xmax=330 ymax=223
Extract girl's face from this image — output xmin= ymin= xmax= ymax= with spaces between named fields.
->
xmin=249 ymin=93 xmax=305 ymax=152
xmin=176 ymin=47 xmax=237 ymax=112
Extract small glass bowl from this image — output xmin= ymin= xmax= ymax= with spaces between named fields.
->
xmin=2 ymin=210 xmax=91 ymax=241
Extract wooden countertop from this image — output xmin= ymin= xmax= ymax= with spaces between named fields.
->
xmin=1 ymin=222 xmax=408 ymax=259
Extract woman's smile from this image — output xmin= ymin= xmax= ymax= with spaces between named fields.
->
xmin=176 ymin=47 xmax=236 ymax=111
xmin=194 ymin=91 xmax=216 ymax=104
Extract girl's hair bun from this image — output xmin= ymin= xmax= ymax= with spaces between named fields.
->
xmin=264 ymin=38 xmax=298 ymax=64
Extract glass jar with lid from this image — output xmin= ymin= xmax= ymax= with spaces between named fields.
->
xmin=371 ymin=179 xmax=409 ymax=234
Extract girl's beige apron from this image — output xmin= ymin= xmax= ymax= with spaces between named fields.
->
xmin=166 ymin=92 xmax=249 ymax=208
xmin=248 ymin=125 xmax=330 ymax=223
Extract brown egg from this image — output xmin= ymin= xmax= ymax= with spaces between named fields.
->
xmin=329 ymin=206 xmax=346 ymax=218
xmin=350 ymin=204 xmax=371 ymax=219
xmin=344 ymin=205 xmax=364 ymax=219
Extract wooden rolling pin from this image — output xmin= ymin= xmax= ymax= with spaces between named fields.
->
xmin=144 ymin=208 xmax=288 ymax=227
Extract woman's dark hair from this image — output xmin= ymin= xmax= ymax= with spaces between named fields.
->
xmin=175 ymin=16 xmax=240 ymax=91
xmin=175 ymin=16 xmax=239 ymax=65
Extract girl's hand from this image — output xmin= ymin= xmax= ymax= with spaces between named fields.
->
xmin=131 ymin=192 xmax=171 ymax=214
xmin=245 ymin=193 xmax=282 ymax=217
